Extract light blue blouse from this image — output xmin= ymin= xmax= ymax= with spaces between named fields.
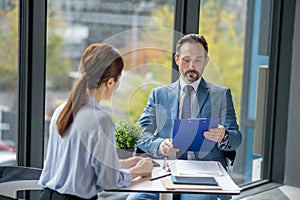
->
xmin=39 ymin=96 xmax=131 ymax=199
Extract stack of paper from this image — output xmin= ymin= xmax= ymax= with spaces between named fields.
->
xmin=175 ymin=160 xmax=223 ymax=176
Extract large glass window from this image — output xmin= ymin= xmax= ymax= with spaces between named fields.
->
xmin=44 ymin=0 xmax=273 ymax=188
xmin=45 ymin=0 xmax=176 ymax=154
xmin=0 ymin=0 xmax=18 ymax=166
xmin=199 ymin=0 xmax=271 ymax=186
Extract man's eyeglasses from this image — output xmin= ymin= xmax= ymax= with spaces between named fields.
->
xmin=178 ymin=55 xmax=205 ymax=67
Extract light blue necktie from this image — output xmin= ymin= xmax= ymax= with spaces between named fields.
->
xmin=178 ymin=85 xmax=194 ymax=160
xmin=181 ymin=85 xmax=194 ymax=119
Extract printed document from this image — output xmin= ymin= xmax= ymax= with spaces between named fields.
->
xmin=175 ymin=160 xmax=223 ymax=176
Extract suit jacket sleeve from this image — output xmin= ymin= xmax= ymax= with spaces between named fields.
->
xmin=217 ymin=88 xmax=242 ymax=151
xmin=136 ymin=89 xmax=165 ymax=155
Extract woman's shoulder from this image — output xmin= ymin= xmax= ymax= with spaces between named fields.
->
xmin=76 ymin=104 xmax=112 ymax=126
xmin=51 ymin=101 xmax=67 ymax=120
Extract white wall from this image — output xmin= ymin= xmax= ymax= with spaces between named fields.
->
xmin=284 ymin=0 xmax=300 ymax=187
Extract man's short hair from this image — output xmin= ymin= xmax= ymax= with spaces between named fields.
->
xmin=176 ymin=34 xmax=208 ymax=57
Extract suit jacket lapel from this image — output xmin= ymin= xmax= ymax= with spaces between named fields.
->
xmin=192 ymin=78 xmax=210 ymax=118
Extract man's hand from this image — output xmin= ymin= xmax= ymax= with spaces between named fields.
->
xmin=159 ymin=138 xmax=179 ymax=156
xmin=204 ymin=124 xmax=227 ymax=143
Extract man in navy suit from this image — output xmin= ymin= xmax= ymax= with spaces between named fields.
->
xmin=127 ymin=34 xmax=242 ymax=200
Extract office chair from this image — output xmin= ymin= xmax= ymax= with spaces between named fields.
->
xmin=0 ymin=166 xmax=42 ymax=199
xmin=224 ymin=150 xmax=236 ymax=172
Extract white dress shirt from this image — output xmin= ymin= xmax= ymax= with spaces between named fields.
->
xmin=179 ymin=76 xmax=201 ymax=119
xmin=178 ymin=76 xmax=202 ymax=159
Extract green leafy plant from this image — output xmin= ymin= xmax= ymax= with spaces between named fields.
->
xmin=114 ymin=120 xmax=142 ymax=149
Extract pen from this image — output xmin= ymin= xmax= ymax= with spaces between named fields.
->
xmin=150 ymin=173 xmax=172 ymax=181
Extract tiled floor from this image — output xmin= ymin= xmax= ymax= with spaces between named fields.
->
xmin=236 ymin=185 xmax=300 ymax=200
xmin=96 ymin=185 xmax=300 ymax=200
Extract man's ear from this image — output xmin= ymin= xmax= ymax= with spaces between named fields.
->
xmin=174 ymin=54 xmax=180 ymax=65
xmin=204 ymin=56 xmax=210 ymax=67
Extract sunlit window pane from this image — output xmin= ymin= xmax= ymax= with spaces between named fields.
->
xmin=45 ymin=0 xmax=175 ymax=155
xmin=199 ymin=0 xmax=271 ymax=186
xmin=0 ymin=0 xmax=18 ymax=166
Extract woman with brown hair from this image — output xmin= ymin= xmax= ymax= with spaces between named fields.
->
xmin=39 ymin=43 xmax=153 ymax=200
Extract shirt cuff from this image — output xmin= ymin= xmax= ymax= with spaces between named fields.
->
xmin=218 ymin=131 xmax=229 ymax=149
xmin=120 ymin=169 xmax=133 ymax=185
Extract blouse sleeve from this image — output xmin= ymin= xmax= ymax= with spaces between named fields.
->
xmin=75 ymin=108 xmax=132 ymax=189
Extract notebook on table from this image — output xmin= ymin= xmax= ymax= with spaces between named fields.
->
xmin=171 ymin=176 xmax=218 ymax=186
xmin=161 ymin=179 xmax=222 ymax=190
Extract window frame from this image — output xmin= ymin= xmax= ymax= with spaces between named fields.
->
xmin=17 ymin=0 xmax=295 ymax=194
xmin=18 ymin=0 xmax=47 ymax=168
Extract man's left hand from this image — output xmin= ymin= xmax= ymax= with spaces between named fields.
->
xmin=204 ymin=124 xmax=226 ymax=143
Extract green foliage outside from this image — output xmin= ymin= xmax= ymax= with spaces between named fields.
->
xmin=1 ymin=1 xmax=244 ymax=123
xmin=110 ymin=5 xmax=176 ymax=123
xmin=199 ymin=0 xmax=245 ymax=121
xmin=114 ymin=120 xmax=142 ymax=149
xmin=121 ymin=2 xmax=244 ymax=122
xmin=141 ymin=5 xmax=174 ymax=83
xmin=137 ymin=2 xmax=244 ymax=122
xmin=111 ymin=6 xmax=175 ymax=122
xmin=0 ymin=1 xmax=73 ymax=93
xmin=127 ymin=81 xmax=164 ymax=123
xmin=0 ymin=4 xmax=18 ymax=91
xmin=46 ymin=6 xmax=73 ymax=90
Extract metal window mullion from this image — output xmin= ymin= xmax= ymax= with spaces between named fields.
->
xmin=266 ymin=0 xmax=296 ymax=183
xmin=172 ymin=0 xmax=200 ymax=82
xmin=18 ymin=0 xmax=47 ymax=168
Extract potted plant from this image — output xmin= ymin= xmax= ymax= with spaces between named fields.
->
xmin=114 ymin=120 xmax=142 ymax=159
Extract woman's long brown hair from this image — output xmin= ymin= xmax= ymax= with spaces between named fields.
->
xmin=56 ymin=43 xmax=124 ymax=137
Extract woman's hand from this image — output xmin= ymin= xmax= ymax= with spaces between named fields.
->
xmin=120 ymin=156 xmax=143 ymax=169
xmin=129 ymin=157 xmax=153 ymax=179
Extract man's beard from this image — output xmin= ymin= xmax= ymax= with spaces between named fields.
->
xmin=183 ymin=69 xmax=200 ymax=83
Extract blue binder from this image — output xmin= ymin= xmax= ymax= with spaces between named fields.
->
xmin=172 ymin=118 xmax=219 ymax=152
xmin=171 ymin=175 xmax=219 ymax=185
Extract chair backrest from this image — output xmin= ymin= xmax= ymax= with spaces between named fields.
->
xmin=0 ymin=166 xmax=42 ymax=199
xmin=224 ymin=150 xmax=236 ymax=172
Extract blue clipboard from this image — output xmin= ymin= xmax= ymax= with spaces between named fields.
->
xmin=172 ymin=118 xmax=219 ymax=151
